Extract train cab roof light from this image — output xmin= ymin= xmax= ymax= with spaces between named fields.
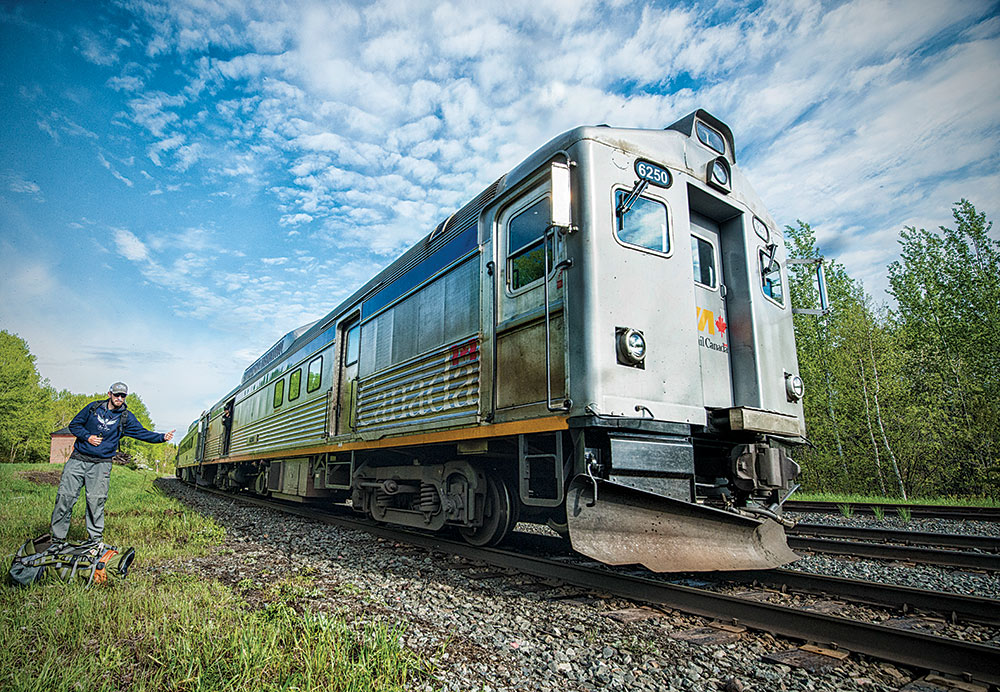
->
xmin=696 ymin=121 xmax=726 ymax=155
xmin=665 ymin=109 xmax=736 ymax=163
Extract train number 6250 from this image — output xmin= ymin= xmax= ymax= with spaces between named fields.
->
xmin=635 ymin=159 xmax=672 ymax=188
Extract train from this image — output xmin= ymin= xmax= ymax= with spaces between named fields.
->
xmin=176 ymin=109 xmax=826 ymax=572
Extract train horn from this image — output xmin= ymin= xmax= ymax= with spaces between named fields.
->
xmin=565 ymin=476 xmax=799 ymax=572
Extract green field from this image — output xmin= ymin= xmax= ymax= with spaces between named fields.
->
xmin=0 ymin=464 xmax=432 ymax=692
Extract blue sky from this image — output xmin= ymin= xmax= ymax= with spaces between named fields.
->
xmin=1 ymin=0 xmax=998 ymax=435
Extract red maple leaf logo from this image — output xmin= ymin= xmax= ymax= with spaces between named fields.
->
xmin=715 ymin=315 xmax=727 ymax=336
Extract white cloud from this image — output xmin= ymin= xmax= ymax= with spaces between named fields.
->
xmin=279 ymin=212 xmax=312 ymax=226
xmin=97 ymin=152 xmax=134 ymax=187
xmin=148 ymin=134 xmax=185 ymax=166
xmin=5 ymin=172 xmax=43 ymax=199
xmin=127 ymin=91 xmax=186 ymax=138
xmin=112 ymin=228 xmax=149 ymax=261
xmin=76 ymin=28 xmax=119 ymax=66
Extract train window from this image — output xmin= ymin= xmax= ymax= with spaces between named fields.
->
xmin=307 ymin=356 xmax=322 ymax=393
xmin=691 ymin=235 xmax=717 ymax=288
xmin=615 ymin=191 xmax=669 ymax=255
xmin=345 ymin=323 xmax=361 ymax=366
xmin=288 ymin=369 xmax=301 ymax=401
xmin=273 ymin=379 xmax=284 ymax=408
xmin=507 ymin=196 xmax=551 ymax=290
xmin=696 ymin=121 xmax=726 ymax=155
xmin=759 ymin=248 xmax=785 ymax=306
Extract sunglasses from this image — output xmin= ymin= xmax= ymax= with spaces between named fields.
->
xmin=110 ymin=392 xmax=127 ymax=399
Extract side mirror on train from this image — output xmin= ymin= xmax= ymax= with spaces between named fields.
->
xmin=788 ymin=257 xmax=830 ymax=315
xmin=550 ymin=160 xmax=573 ymax=231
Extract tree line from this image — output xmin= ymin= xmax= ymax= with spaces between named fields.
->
xmin=788 ymin=199 xmax=998 ymax=499
xmin=0 ymin=331 xmax=176 ymax=472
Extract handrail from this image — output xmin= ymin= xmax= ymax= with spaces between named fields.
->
xmin=543 ymin=225 xmax=572 ymax=412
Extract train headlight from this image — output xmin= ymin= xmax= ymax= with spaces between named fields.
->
xmin=712 ymin=160 xmax=728 ymax=185
xmin=707 ymin=156 xmax=731 ymax=194
xmin=616 ymin=328 xmax=646 ymax=366
xmin=785 ymin=372 xmax=804 ymax=401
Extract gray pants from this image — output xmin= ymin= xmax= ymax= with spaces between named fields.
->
xmin=50 ymin=452 xmax=112 ymax=541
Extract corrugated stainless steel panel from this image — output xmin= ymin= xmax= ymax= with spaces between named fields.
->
xmin=229 ymin=393 xmax=328 ymax=455
xmin=203 ymin=413 xmax=224 ymax=459
xmin=357 ymin=338 xmax=480 ymax=433
xmin=360 ymin=258 xmax=479 ymax=378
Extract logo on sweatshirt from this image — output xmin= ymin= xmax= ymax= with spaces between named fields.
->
xmin=95 ymin=411 xmax=119 ymax=435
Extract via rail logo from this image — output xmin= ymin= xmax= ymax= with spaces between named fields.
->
xmin=696 ymin=306 xmax=728 ymax=354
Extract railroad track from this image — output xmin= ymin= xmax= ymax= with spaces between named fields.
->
xmin=175 ymin=481 xmax=1000 ymax=686
xmin=786 ymin=524 xmax=1000 ymax=571
xmin=790 ymin=523 xmax=1000 ymax=551
xmin=726 ymin=569 xmax=1000 ymax=625
xmin=784 ymin=500 xmax=1000 ymax=522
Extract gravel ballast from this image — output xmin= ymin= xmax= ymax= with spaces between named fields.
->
xmin=155 ymin=479 xmax=993 ymax=692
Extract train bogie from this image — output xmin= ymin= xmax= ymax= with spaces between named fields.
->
xmin=177 ymin=110 xmax=818 ymax=571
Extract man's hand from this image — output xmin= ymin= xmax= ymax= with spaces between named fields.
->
xmin=164 ymin=429 xmax=175 ymax=442
xmin=88 ymin=435 xmax=103 ymax=446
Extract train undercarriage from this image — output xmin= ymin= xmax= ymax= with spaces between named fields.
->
xmin=180 ymin=416 xmax=801 ymax=571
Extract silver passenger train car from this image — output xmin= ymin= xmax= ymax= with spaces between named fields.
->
xmin=177 ymin=110 xmax=817 ymax=572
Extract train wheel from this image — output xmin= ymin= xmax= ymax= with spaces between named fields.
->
xmin=460 ymin=474 xmax=517 ymax=547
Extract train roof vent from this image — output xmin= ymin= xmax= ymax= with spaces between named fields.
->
xmin=427 ymin=175 xmax=504 ymax=248
xmin=241 ymin=321 xmax=313 ymax=384
xmin=361 ymin=175 xmax=505 ymax=292
xmin=666 ymin=109 xmax=736 ymax=163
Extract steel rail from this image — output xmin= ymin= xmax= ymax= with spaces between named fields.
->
xmin=507 ymin=530 xmax=1000 ymax=623
xmin=789 ymin=523 xmax=1000 ymax=552
xmin=786 ymin=536 xmax=1000 ymax=571
xmin=729 ymin=569 xmax=1000 ymax=624
xmin=174 ymin=482 xmax=1000 ymax=686
xmin=784 ymin=500 xmax=1000 ymax=522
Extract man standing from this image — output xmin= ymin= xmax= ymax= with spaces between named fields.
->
xmin=51 ymin=382 xmax=175 ymax=544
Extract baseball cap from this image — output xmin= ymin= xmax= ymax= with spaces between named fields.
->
xmin=110 ymin=382 xmax=129 ymax=395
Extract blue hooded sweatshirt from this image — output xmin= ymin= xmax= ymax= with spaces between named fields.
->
xmin=68 ymin=399 xmax=166 ymax=459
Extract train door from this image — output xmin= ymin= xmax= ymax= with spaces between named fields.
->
xmin=335 ymin=318 xmax=361 ymax=435
xmin=493 ymin=181 xmax=568 ymax=412
xmin=195 ymin=411 xmax=208 ymax=464
xmin=221 ymin=399 xmax=234 ymax=456
xmin=690 ymin=212 xmax=734 ymax=408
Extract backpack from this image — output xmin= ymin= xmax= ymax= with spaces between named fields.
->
xmin=7 ymin=534 xmax=136 ymax=587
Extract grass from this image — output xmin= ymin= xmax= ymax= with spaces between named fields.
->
xmin=793 ymin=491 xmax=1000 ymax=507
xmin=0 ymin=463 xmax=433 ymax=692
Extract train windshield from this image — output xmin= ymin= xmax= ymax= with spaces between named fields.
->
xmin=614 ymin=190 xmax=669 ymax=255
